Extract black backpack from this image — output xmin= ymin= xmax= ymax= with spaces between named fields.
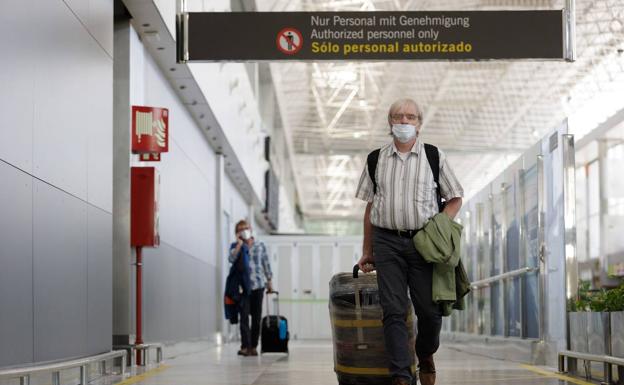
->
xmin=366 ymin=143 xmax=445 ymax=213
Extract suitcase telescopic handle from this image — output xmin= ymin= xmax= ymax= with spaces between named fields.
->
xmin=266 ymin=290 xmax=279 ymax=315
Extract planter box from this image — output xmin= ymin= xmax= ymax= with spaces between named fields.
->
xmin=569 ymin=311 xmax=624 ymax=382
xmin=569 ymin=312 xmax=588 ymax=353
xmin=588 ymin=312 xmax=611 ymax=380
xmin=611 ymin=311 xmax=624 ymax=359
xmin=568 ymin=312 xmax=612 ymax=379
xmin=569 ymin=312 xmax=611 ymax=354
xmin=587 ymin=312 xmax=611 ymax=355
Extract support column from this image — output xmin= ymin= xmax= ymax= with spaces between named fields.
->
xmin=537 ymin=155 xmax=547 ymax=342
xmin=563 ymin=135 xmax=578 ymax=302
xmin=112 ymin=15 xmax=133 ymax=345
xmin=215 ymin=153 xmax=225 ymax=341
xmin=564 ymin=0 xmax=576 ymax=61
xmin=598 ymin=139 xmax=609 ymax=286
xmin=501 ymin=183 xmax=509 ymax=338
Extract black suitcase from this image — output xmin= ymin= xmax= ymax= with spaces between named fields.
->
xmin=261 ymin=291 xmax=289 ymax=354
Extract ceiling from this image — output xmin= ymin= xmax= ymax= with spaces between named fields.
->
xmin=257 ymin=0 xmax=624 ymax=220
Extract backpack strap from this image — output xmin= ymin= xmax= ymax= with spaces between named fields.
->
xmin=367 ymin=148 xmax=381 ymax=195
xmin=424 ymin=143 xmax=444 ymax=213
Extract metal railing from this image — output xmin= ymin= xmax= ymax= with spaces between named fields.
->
xmin=470 ymin=266 xmax=538 ymax=289
xmin=558 ymin=349 xmax=624 ymax=384
xmin=113 ymin=343 xmax=163 ymax=366
xmin=0 ymin=350 xmax=127 ymax=385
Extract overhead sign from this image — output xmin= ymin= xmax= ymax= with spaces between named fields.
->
xmin=131 ymin=106 xmax=169 ymax=155
xmin=178 ymin=11 xmax=571 ymax=62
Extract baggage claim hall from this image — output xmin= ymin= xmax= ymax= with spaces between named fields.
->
xmin=2 ymin=0 xmax=624 ymax=385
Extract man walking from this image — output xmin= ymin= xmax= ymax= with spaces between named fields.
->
xmin=229 ymin=220 xmax=273 ymax=356
xmin=355 ymin=98 xmax=464 ymax=385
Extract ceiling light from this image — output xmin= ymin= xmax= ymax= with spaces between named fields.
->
xmin=359 ymin=100 xmax=367 ymax=107
xmin=353 ymin=132 xmax=363 ymax=138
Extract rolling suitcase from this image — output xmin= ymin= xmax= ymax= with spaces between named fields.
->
xmin=329 ymin=265 xmax=416 ymax=385
xmin=261 ymin=291 xmax=289 ymax=354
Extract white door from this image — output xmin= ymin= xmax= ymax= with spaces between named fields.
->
xmin=297 ymin=243 xmax=315 ymax=339
xmin=315 ymin=244 xmax=334 ymax=339
xmin=274 ymin=244 xmax=293 ymax=333
xmin=339 ymin=244 xmax=357 ymax=274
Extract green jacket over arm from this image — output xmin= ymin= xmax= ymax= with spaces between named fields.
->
xmin=413 ymin=213 xmax=471 ymax=316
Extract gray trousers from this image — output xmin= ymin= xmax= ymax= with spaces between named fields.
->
xmin=372 ymin=227 xmax=443 ymax=381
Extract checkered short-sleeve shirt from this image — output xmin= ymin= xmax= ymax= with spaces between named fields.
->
xmin=355 ymin=139 xmax=464 ymax=230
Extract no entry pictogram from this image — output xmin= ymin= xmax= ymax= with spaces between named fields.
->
xmin=276 ymin=27 xmax=302 ymax=55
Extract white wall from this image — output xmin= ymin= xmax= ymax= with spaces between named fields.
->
xmin=148 ymin=0 xmax=269 ymax=203
xmin=126 ymin=23 xmax=234 ymax=343
xmin=191 ymin=63 xmax=268 ymax=202
xmin=0 ymin=0 xmax=113 ymax=366
xmin=0 ymin=0 xmax=112 ymax=213
xmin=129 ymin=25 xmax=218 ymax=266
xmin=224 ymin=172 xmax=251 ymax=238
xmin=125 ymin=18 xmax=265 ymax=342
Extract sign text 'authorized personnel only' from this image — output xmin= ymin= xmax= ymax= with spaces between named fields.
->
xmin=178 ymin=11 xmax=566 ymax=61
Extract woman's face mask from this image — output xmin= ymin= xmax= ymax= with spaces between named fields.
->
xmin=391 ymin=124 xmax=417 ymax=143
xmin=240 ymin=229 xmax=252 ymax=240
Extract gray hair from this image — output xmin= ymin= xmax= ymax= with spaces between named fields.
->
xmin=387 ymin=98 xmax=423 ymax=127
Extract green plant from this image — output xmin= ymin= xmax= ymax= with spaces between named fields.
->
xmin=603 ymin=284 xmax=624 ymax=312
xmin=570 ymin=281 xmax=592 ymax=312
xmin=589 ymin=289 xmax=607 ymax=312
xmin=570 ymin=282 xmax=624 ymax=312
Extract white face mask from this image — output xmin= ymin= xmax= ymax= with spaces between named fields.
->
xmin=391 ymin=124 xmax=417 ymax=143
xmin=240 ymin=229 xmax=252 ymax=240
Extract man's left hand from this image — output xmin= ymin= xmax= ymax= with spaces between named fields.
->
xmin=442 ymin=197 xmax=462 ymax=219
xmin=266 ymin=280 xmax=274 ymax=293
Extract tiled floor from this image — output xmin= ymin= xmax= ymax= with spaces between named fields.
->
xmin=108 ymin=341 xmax=598 ymax=385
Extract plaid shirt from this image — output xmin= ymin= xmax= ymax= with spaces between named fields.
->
xmin=246 ymin=240 xmax=272 ymax=291
xmin=355 ymin=139 xmax=464 ymax=230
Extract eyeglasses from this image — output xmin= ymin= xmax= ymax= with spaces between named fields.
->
xmin=391 ymin=113 xmax=420 ymax=121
